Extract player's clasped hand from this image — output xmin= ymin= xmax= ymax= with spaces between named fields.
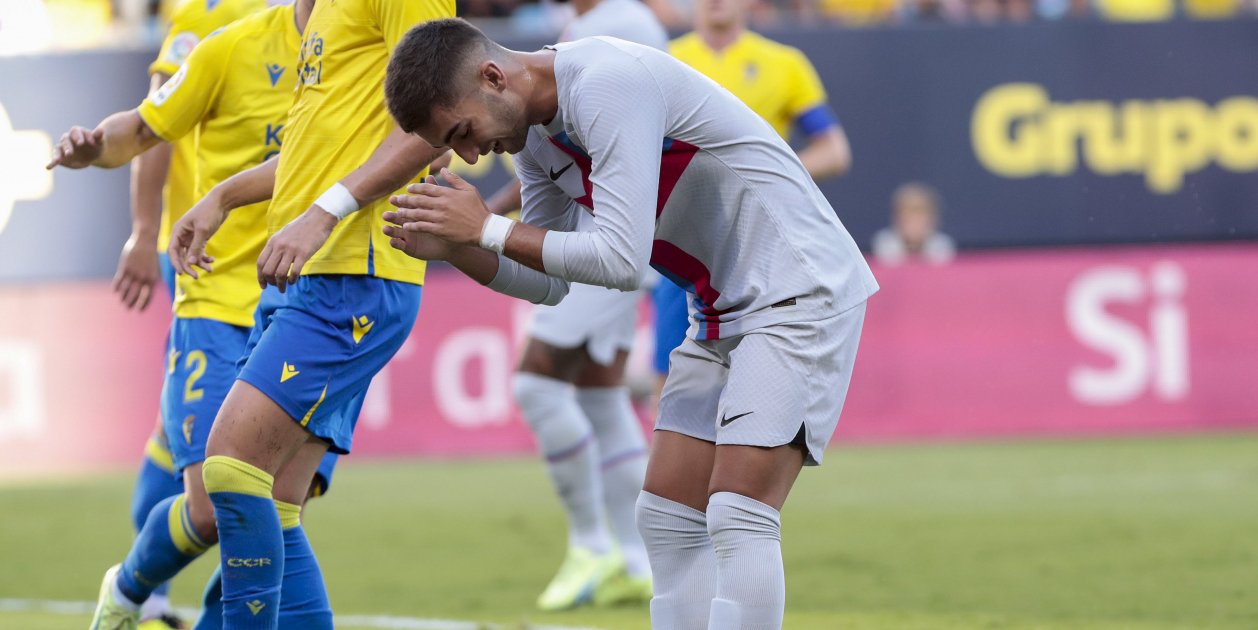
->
xmin=44 ymin=126 xmax=105 ymax=170
xmin=387 ymin=168 xmax=490 ymax=247
xmin=256 ymin=204 xmax=339 ymax=292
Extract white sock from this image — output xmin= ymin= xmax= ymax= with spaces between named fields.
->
xmin=513 ymin=372 xmax=611 ymax=554
xmin=636 ymin=491 xmax=715 ymax=630
xmin=706 ymin=492 xmax=784 ymax=630
xmin=110 ymin=576 xmax=141 ymax=613
xmin=577 ymin=386 xmax=651 ymax=579
xmin=139 ymin=593 xmax=170 ymax=620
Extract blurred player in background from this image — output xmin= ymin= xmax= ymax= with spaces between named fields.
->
xmin=161 ymin=0 xmax=452 ymax=623
xmin=108 ymin=0 xmax=268 ymax=626
xmin=382 ymin=19 xmax=877 ymax=629
xmin=46 ymin=1 xmax=345 ymax=628
xmin=476 ymin=0 xmax=667 ymax=612
xmin=654 ymin=0 xmax=852 ymax=395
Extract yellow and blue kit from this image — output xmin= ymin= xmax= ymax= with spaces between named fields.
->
xmin=653 ymin=31 xmax=843 ymax=373
xmin=151 ymin=0 xmax=267 ymax=293
xmin=207 ymin=4 xmax=452 ymax=624
xmin=669 ymin=30 xmax=840 ymax=140
xmin=115 ymin=9 xmax=336 ymax=624
xmin=138 ymin=3 xmax=302 ymax=475
xmin=235 ymin=0 xmax=454 ymax=455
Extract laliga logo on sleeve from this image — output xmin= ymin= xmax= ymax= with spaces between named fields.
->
xmin=0 ymin=102 xmax=53 ymax=237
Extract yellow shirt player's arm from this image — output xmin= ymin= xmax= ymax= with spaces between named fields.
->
xmin=197 ymin=155 xmax=279 ymax=217
xmin=327 ymin=0 xmax=453 ymax=206
xmin=340 ymin=127 xmax=448 ymax=209
xmin=783 ymin=48 xmax=850 ymax=181
xmin=137 ymin=31 xmax=236 ymax=145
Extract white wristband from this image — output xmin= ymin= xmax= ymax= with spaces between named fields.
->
xmin=479 ymin=213 xmax=516 ymax=254
xmin=314 ymin=182 xmax=359 ymax=220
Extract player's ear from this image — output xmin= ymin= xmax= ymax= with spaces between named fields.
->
xmin=481 ymin=61 xmax=506 ymax=92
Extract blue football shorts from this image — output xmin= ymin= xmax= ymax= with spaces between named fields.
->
xmin=236 ymin=275 xmax=421 ymax=454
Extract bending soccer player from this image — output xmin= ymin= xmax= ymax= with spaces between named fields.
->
xmin=161 ymin=0 xmax=453 ymax=624
xmin=47 ymin=1 xmax=342 ymax=628
xmin=382 ymin=19 xmax=879 ymax=630
xmin=476 ymin=0 xmax=668 ymax=611
xmin=652 ymin=0 xmax=854 ymax=392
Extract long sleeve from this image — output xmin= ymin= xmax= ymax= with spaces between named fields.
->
xmin=540 ymin=54 xmax=665 ymax=292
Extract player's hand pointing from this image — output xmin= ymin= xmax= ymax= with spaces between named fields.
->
xmin=388 ymin=169 xmax=490 ymax=247
xmin=257 ymin=204 xmax=338 ymax=292
xmin=45 ymin=126 xmax=104 ymax=170
xmin=168 ymin=193 xmax=225 ymax=279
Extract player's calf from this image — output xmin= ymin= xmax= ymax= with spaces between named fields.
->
xmin=706 ymin=491 xmax=784 ymax=630
xmin=636 ymin=491 xmax=715 ymax=629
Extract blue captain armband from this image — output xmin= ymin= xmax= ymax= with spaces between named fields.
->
xmin=795 ymin=105 xmax=839 ymax=138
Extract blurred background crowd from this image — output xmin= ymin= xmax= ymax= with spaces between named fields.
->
xmin=2 ymin=0 xmax=1257 ymax=54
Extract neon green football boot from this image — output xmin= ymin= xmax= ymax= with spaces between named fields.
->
xmin=89 ymin=565 xmax=139 ymax=630
xmin=536 ymin=547 xmax=621 ymax=611
xmin=593 ymin=568 xmax=653 ymax=607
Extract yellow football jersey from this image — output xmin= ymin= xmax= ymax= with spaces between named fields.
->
xmin=670 ymin=31 xmax=833 ymax=140
xmin=271 ymin=0 xmax=455 ymax=284
xmin=151 ymin=0 xmax=268 ymax=251
xmin=138 ymin=4 xmax=300 ymax=327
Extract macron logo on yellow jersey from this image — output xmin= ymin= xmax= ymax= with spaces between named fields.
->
xmin=352 ymin=315 xmax=374 ymax=344
xmin=280 ymin=362 xmax=300 ymax=383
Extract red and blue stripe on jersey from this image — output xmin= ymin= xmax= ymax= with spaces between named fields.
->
xmin=545 ymin=132 xmax=727 ymax=339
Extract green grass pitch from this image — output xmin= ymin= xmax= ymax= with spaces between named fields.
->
xmin=2 ymin=434 xmax=1256 ymax=629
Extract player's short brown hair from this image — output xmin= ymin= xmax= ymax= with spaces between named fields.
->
xmin=385 ymin=18 xmax=493 ymax=135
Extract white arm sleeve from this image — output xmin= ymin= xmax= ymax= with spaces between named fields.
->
xmin=540 ymin=56 xmax=665 ymax=292
xmin=484 ymin=147 xmax=581 ymax=306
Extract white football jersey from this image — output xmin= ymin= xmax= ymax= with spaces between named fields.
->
xmin=516 ymin=37 xmax=879 ymax=340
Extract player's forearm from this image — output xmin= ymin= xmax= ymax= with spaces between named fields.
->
xmin=96 ymin=110 xmax=162 ymax=169
xmin=129 ymin=138 xmax=168 ymax=238
xmin=341 ymin=127 xmax=447 ymax=206
xmin=213 ymin=156 xmax=279 ymax=213
xmin=799 ymin=128 xmax=851 ymax=182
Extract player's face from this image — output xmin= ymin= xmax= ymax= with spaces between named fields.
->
xmin=420 ymin=76 xmax=530 ymax=165
xmin=700 ymin=0 xmax=748 ymax=29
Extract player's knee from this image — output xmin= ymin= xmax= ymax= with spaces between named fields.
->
xmin=705 ymin=491 xmax=781 ymax=547
xmin=636 ymin=490 xmax=707 ymax=545
xmin=202 ymin=455 xmax=275 ymax=498
xmin=511 ymin=372 xmax=568 ymax=418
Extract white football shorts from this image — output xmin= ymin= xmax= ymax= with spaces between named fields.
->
xmin=655 ymin=301 xmax=867 ymax=466
xmin=527 ymin=281 xmax=642 ymax=366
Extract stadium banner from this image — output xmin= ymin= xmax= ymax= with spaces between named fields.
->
xmin=2 ymin=244 xmax=1256 ymax=478
xmin=5 ymin=20 xmax=1258 ymax=282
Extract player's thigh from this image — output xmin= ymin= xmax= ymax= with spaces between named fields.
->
xmin=517 ymin=337 xmax=587 ymax=382
xmin=235 ymin=275 xmax=420 ymax=457
xmin=646 ymin=337 xmax=728 ymax=512
xmin=708 ymin=443 xmax=807 ymax=511
xmin=643 ymin=430 xmax=717 ymax=513
xmin=572 ymin=348 xmax=629 ymax=388
xmin=273 ymin=439 xmax=330 ymax=507
xmin=206 ymin=379 xmax=313 ymax=477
